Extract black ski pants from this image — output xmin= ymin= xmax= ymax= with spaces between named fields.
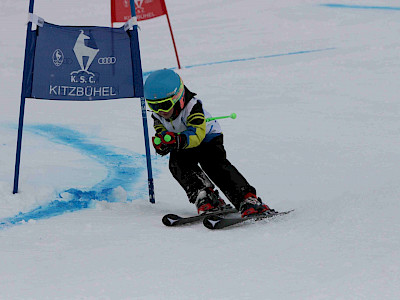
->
xmin=169 ymin=135 xmax=256 ymax=209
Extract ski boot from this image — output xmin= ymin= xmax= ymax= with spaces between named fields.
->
xmin=239 ymin=193 xmax=272 ymax=218
xmin=195 ymin=188 xmax=226 ymax=214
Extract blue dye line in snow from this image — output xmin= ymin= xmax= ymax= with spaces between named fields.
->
xmin=1 ymin=199 xmax=92 ymax=227
xmin=321 ymin=4 xmax=400 ymax=11
xmin=0 ymin=125 xmax=153 ymax=229
xmin=143 ymin=47 xmax=336 ymax=77
xmin=27 ymin=124 xmax=146 ymax=194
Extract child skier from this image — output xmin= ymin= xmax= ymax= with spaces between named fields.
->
xmin=144 ymin=69 xmax=273 ymax=217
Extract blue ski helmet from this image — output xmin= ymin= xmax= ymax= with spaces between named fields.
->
xmin=144 ymin=69 xmax=185 ymax=113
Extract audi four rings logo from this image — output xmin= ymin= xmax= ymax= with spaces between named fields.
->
xmin=98 ymin=57 xmax=117 ymax=65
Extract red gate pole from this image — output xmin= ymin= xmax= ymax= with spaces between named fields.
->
xmin=162 ymin=0 xmax=181 ymax=69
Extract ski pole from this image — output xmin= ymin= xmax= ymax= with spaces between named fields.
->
xmin=205 ymin=113 xmax=237 ymax=122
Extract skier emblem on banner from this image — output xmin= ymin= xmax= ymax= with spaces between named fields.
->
xmin=52 ymin=49 xmax=64 ymax=67
xmin=71 ymin=30 xmax=99 ymax=77
xmin=135 ymin=0 xmax=145 ymax=13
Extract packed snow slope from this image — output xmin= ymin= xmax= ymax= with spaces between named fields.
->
xmin=1 ymin=0 xmax=400 ymax=299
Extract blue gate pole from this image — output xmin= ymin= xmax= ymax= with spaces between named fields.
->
xmin=140 ymin=96 xmax=155 ymax=203
xmin=129 ymin=0 xmax=155 ymax=203
xmin=13 ymin=0 xmax=36 ymax=194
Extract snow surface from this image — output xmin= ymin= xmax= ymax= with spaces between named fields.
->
xmin=1 ymin=0 xmax=400 ymax=299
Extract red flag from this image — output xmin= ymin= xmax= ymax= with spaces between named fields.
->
xmin=135 ymin=0 xmax=166 ymax=21
xmin=111 ymin=0 xmax=131 ymax=23
xmin=111 ymin=0 xmax=181 ymax=69
xmin=111 ymin=0 xmax=167 ymax=23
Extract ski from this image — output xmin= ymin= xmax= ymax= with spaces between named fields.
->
xmin=162 ymin=205 xmax=237 ymax=227
xmin=203 ymin=209 xmax=294 ymax=230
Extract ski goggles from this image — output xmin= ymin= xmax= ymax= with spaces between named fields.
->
xmin=146 ymin=80 xmax=184 ymax=113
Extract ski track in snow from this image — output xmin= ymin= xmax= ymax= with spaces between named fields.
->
xmin=0 ymin=124 xmax=158 ymax=230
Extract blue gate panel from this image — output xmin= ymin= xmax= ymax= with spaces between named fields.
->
xmin=31 ymin=22 xmax=135 ymax=101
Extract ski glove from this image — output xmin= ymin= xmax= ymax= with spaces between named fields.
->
xmin=152 ymin=132 xmax=183 ymax=156
xmin=152 ymin=133 xmax=171 ymax=156
xmin=162 ymin=132 xmax=182 ymax=150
